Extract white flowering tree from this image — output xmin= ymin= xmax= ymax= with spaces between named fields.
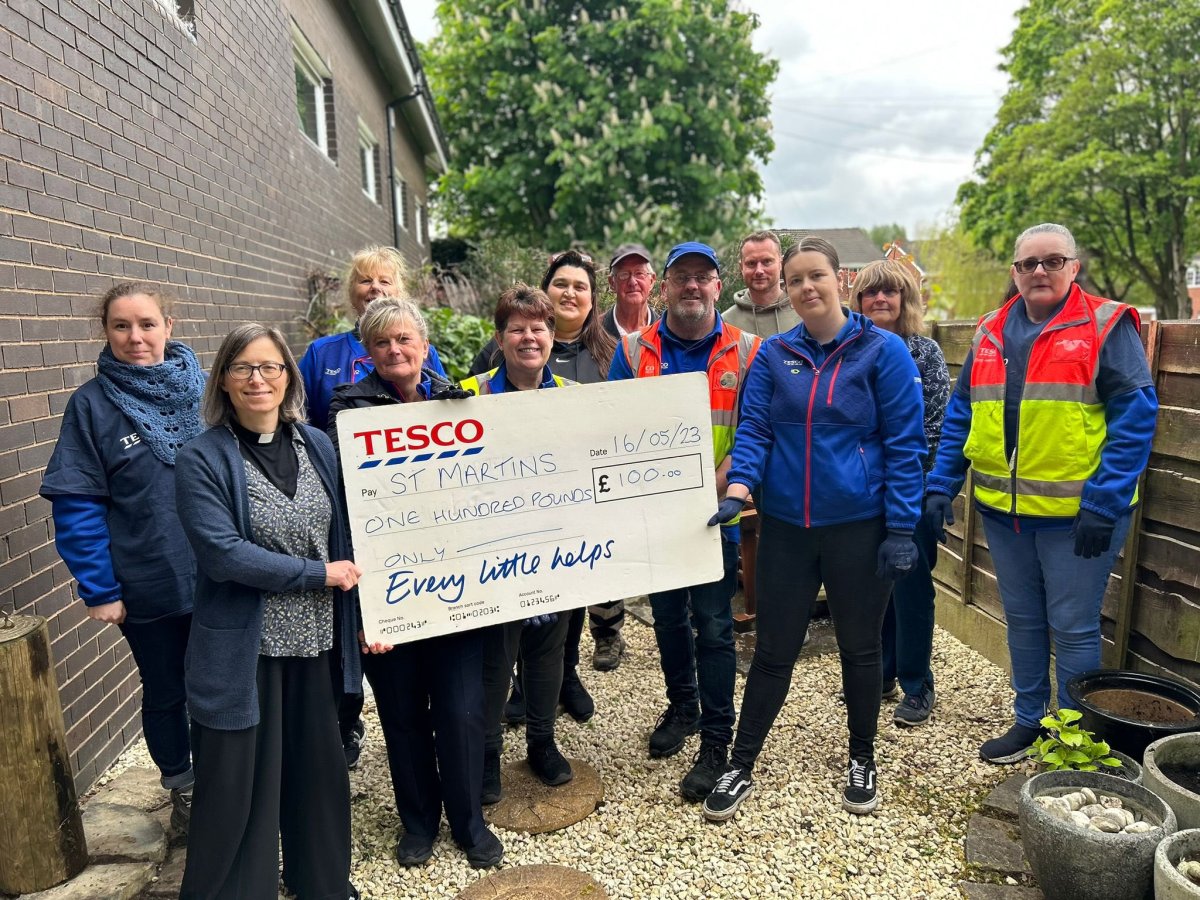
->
xmin=425 ymin=0 xmax=778 ymax=252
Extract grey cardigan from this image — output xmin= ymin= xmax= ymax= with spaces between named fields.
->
xmin=175 ymin=422 xmax=361 ymax=730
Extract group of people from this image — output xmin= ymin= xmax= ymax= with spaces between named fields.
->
xmin=39 ymin=221 xmax=1157 ymax=897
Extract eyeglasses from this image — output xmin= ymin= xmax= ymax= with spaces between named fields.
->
xmin=550 ymin=250 xmax=594 ymax=266
xmin=226 ymin=362 xmax=286 ymax=380
xmin=667 ymin=273 xmax=717 ymax=287
xmin=614 ymin=270 xmax=654 ymax=283
xmin=1012 ymin=255 xmax=1075 ymax=274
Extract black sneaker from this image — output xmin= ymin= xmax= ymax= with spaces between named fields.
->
xmin=648 ymin=704 xmax=700 ymax=758
xmin=527 ymin=740 xmax=573 ymax=786
xmin=504 ymin=681 xmax=526 ymax=726
xmin=395 ymin=832 xmax=434 ymax=866
xmin=702 ymin=766 xmax=753 ymax=822
xmin=893 ymin=687 xmax=935 ymax=727
xmin=348 ymin=883 xmax=360 ymax=900
xmin=463 ymin=828 xmax=504 ymax=869
xmin=843 ymin=757 xmax=879 ymax=814
xmin=881 ymin=679 xmax=901 ymax=701
xmin=343 ymin=717 xmax=365 ymax=770
xmin=980 ymin=723 xmax=1044 ymax=765
xmin=680 ymin=741 xmax=728 ymax=802
xmin=559 ymin=669 xmax=595 ymax=723
xmin=169 ymin=785 xmax=192 ymax=833
xmin=592 ymin=634 xmax=627 ymax=671
xmin=482 ymin=745 xmax=502 ymax=805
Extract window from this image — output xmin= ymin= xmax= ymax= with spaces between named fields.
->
xmin=414 ymin=201 xmax=426 ymax=245
xmin=293 ymin=23 xmax=335 ymax=159
xmin=393 ymin=172 xmax=409 ymax=231
xmin=1188 ymin=264 xmax=1200 ymax=289
xmin=358 ymin=121 xmax=379 ymax=202
xmin=151 ymin=0 xmax=195 ymax=37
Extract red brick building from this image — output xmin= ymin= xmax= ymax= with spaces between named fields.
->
xmin=0 ymin=0 xmax=447 ymax=789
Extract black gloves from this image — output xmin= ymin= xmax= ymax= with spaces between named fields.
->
xmin=924 ymin=493 xmax=956 ymax=544
xmin=429 ymin=384 xmax=474 ymax=400
xmin=708 ymin=496 xmax=746 ymax=527
xmin=1071 ymin=509 xmax=1116 ymax=559
xmin=876 ymin=530 xmax=916 ymax=581
xmin=523 ymin=612 xmax=559 ymax=627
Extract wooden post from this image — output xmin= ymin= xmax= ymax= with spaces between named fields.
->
xmin=959 ymin=471 xmax=978 ymax=607
xmin=0 ymin=613 xmax=88 ymax=894
xmin=1109 ymin=320 xmax=1163 ymax=668
xmin=732 ymin=506 xmax=758 ymax=632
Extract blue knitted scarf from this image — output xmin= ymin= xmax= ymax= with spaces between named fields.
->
xmin=96 ymin=341 xmax=205 ymax=465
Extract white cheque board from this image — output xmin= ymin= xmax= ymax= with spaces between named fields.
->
xmin=336 ymin=373 xmax=724 ymax=645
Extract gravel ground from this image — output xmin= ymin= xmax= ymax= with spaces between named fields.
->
xmin=94 ymin=621 xmax=1022 ymax=898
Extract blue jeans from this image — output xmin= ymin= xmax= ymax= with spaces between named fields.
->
xmin=881 ymin=516 xmax=938 ymax=697
xmin=119 ymin=612 xmax=193 ymax=787
xmin=981 ymin=512 xmax=1131 ymax=728
xmin=649 ymin=538 xmax=738 ymax=746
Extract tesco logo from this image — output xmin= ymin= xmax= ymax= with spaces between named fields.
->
xmin=354 ymin=419 xmax=485 ymax=456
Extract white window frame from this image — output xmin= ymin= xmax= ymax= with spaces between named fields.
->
xmin=358 ymin=121 xmax=378 ymax=202
xmin=1188 ymin=264 xmax=1200 ymax=289
xmin=414 ymin=200 xmax=426 ymax=245
xmin=292 ymin=23 xmax=331 ymax=156
xmin=393 ymin=171 xmax=409 ymax=231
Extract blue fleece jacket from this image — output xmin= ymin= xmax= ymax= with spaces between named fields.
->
xmin=174 ymin=423 xmax=362 ymax=730
xmin=299 ymin=330 xmax=446 ymax=431
xmin=727 ymin=310 xmax=927 ymax=531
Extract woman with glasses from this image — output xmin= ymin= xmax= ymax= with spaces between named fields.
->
xmin=851 ymin=260 xmax=950 ymax=727
xmin=325 ymin=298 xmax=503 ymax=870
xmin=175 ymin=324 xmax=363 ymax=900
xmin=40 ymin=282 xmax=205 ymax=834
xmin=460 ymin=285 xmax=580 ymax=805
xmin=926 ymin=223 xmax=1157 ymax=765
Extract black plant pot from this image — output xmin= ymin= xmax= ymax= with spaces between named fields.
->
xmin=1066 ymin=669 xmax=1200 ymax=759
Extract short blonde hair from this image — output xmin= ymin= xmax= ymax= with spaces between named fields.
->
xmin=345 ymin=246 xmax=408 ymax=309
xmin=202 ymin=324 xmax=305 ymax=427
xmin=852 ymin=260 xmax=925 ymax=337
xmin=358 ymin=297 xmax=428 ymax=348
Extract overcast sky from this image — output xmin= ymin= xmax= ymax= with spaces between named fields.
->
xmin=402 ymin=0 xmax=1025 ymax=239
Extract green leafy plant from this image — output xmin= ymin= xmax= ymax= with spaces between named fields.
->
xmin=423 ymin=306 xmax=494 ymax=383
xmin=1027 ymin=708 xmax=1123 ymax=772
xmin=298 ymin=271 xmax=352 ymax=340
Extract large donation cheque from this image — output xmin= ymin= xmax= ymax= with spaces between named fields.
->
xmin=337 ymin=373 xmax=724 ymax=645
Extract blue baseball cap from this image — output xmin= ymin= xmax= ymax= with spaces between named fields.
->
xmin=664 ymin=241 xmax=720 ymax=273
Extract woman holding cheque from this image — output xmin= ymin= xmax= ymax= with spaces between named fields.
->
xmin=703 ymin=237 xmax=926 ymax=821
xmin=327 ymin=297 xmax=503 ymax=870
xmin=460 ymin=285 xmax=579 ymax=807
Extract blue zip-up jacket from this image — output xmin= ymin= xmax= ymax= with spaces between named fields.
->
xmin=174 ymin=422 xmax=362 ymax=730
xmin=299 ymin=330 xmax=446 ymax=431
xmin=727 ymin=310 xmax=927 ymax=531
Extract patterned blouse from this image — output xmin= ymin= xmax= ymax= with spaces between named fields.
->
xmin=243 ymin=430 xmax=334 ymax=657
xmin=905 ymin=333 xmax=951 ymax=475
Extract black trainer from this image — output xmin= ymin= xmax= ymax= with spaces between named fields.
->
xmin=482 ymin=745 xmax=502 ymax=805
xmin=343 ymin=717 xmax=365 ymax=770
xmin=463 ymin=828 xmax=504 ymax=869
xmin=680 ymin=741 xmax=728 ymax=802
xmin=648 ymin=704 xmax=700 ymax=758
xmin=980 ymin=722 xmax=1044 ymax=764
xmin=527 ymin=740 xmax=573 ymax=786
xmin=559 ymin=668 xmax=595 ymax=723
xmin=702 ymin=766 xmax=753 ymax=822
xmin=893 ymin=687 xmax=936 ymax=727
xmin=843 ymin=757 xmax=879 ymax=814
xmin=395 ymin=832 xmax=433 ymax=866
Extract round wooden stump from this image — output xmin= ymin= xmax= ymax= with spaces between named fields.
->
xmin=455 ymin=864 xmax=609 ymax=899
xmin=484 ymin=759 xmax=603 ymax=834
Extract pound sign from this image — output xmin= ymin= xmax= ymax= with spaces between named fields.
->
xmin=598 ymin=475 xmax=610 ymax=494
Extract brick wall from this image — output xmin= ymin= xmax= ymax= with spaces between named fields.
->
xmin=0 ymin=0 xmax=436 ymax=790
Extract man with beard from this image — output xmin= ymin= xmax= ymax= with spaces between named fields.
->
xmin=721 ymin=231 xmax=799 ymax=338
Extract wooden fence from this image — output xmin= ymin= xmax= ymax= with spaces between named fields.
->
xmin=928 ymin=319 xmax=1200 ymax=687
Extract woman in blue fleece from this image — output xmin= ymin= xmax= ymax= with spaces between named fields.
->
xmin=702 ymin=237 xmax=927 ymax=822
xmin=175 ymin=324 xmax=362 ymax=900
xmin=40 ymin=282 xmax=204 ymax=832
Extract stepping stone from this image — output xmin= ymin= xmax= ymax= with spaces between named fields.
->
xmin=454 ymin=864 xmax=609 ymax=899
xmin=959 ymin=882 xmax=1044 ymax=900
xmin=965 ymin=813 xmax=1032 ymax=877
xmin=484 ymin=759 xmax=603 ymax=834
xmin=140 ymin=850 xmax=185 ymax=899
xmin=982 ymin=773 xmax=1031 ymax=821
xmin=90 ymin=768 xmax=169 ymax=814
xmin=20 ymin=862 xmax=155 ymax=900
xmin=82 ymin=803 xmax=167 ymax=865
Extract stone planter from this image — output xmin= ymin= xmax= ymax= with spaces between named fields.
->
xmin=1146 ymin=733 xmax=1200 ymax=831
xmin=1067 ymin=669 xmax=1200 ymax=759
xmin=1154 ymin=828 xmax=1200 ymax=900
xmin=1019 ymin=769 xmax=1176 ymax=900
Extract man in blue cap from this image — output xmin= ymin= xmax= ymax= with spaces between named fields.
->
xmin=608 ymin=241 xmax=762 ymax=803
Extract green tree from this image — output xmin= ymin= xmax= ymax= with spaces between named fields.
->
xmin=958 ymin=0 xmax=1200 ymax=319
xmin=919 ymin=216 xmax=1011 ymax=320
xmin=868 ymin=223 xmax=908 ymax=250
xmin=425 ymin=0 xmax=778 ymax=252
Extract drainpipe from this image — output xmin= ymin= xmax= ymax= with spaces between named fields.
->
xmin=386 ymin=88 xmax=423 ymax=251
